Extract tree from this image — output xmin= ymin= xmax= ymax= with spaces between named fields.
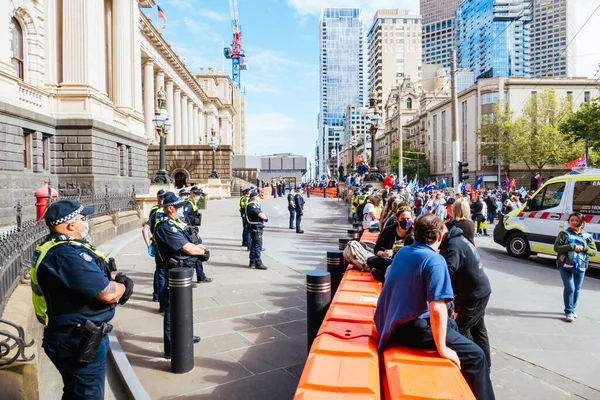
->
xmin=389 ymin=140 xmax=431 ymax=184
xmin=560 ymin=95 xmax=600 ymax=156
xmin=477 ymin=89 xmax=584 ymax=175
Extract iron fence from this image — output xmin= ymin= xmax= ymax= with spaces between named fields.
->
xmin=0 ymin=185 xmax=138 ymax=316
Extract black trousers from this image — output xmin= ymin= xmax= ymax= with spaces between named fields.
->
xmin=295 ymin=212 xmax=302 ymax=232
xmin=391 ymin=317 xmax=495 ymax=400
xmin=241 ymin=217 xmax=248 ymax=246
xmin=288 ymin=208 xmax=295 ymax=229
xmin=249 ymin=226 xmax=263 ymax=265
xmin=455 ymin=294 xmax=492 ymax=367
xmin=366 ymin=256 xmax=392 ymax=275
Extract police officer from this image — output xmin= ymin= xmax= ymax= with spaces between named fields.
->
xmin=245 ymin=192 xmax=268 ymax=270
xmin=142 ymin=189 xmax=167 ymax=303
xmin=179 ymin=188 xmax=192 ymax=219
xmin=32 ymin=200 xmax=134 ymax=398
xmin=185 ymin=189 xmax=203 ymax=227
xmin=287 ymin=188 xmax=296 ymax=230
xmin=294 ymin=187 xmax=305 ymax=234
xmin=239 ymin=188 xmax=251 ymax=248
xmin=153 ymin=192 xmax=207 ymax=359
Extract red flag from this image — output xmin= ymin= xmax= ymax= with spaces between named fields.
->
xmin=157 ymin=5 xmax=167 ymax=29
xmin=510 ymin=178 xmax=516 ymax=191
xmin=505 ymin=174 xmax=510 ymax=189
xmin=565 ymin=154 xmax=586 ymax=169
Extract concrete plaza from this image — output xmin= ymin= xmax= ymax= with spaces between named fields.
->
xmin=38 ymin=195 xmax=600 ymax=399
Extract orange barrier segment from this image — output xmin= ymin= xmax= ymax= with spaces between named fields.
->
xmin=337 ymin=280 xmax=381 ymax=296
xmin=360 ymin=230 xmax=380 ymax=244
xmin=325 ymin=188 xmax=338 ymax=197
xmin=295 ymin=334 xmax=381 ymax=399
xmin=383 ymin=345 xmax=475 ymax=400
xmin=343 ymin=270 xmax=377 ymax=282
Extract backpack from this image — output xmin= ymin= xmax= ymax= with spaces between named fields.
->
xmin=557 ymin=230 xmax=591 ymax=272
xmin=343 ymin=240 xmax=374 ymax=271
xmin=356 ymin=203 xmax=367 ymax=222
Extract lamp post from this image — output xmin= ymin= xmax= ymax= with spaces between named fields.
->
xmin=369 ymin=112 xmax=381 ymax=171
xmin=151 ymin=87 xmax=172 ymax=184
xmin=208 ymin=128 xmax=220 ymax=179
xmin=350 ymin=134 xmax=358 ymax=170
xmin=330 ymin=147 xmax=337 ymax=178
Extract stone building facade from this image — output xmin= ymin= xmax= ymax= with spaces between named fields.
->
xmin=0 ymin=0 xmax=244 ymax=223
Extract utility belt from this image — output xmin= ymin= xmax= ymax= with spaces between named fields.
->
xmin=168 ymin=252 xmax=210 ymax=269
xmin=188 ymin=213 xmax=202 ymax=227
xmin=46 ymin=320 xmax=113 ymax=364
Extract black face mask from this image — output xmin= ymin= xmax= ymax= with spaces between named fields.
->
xmin=398 ymin=219 xmax=413 ymax=231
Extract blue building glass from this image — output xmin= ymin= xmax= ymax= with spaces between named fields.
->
xmin=456 ymin=0 xmax=531 ymax=79
xmin=317 ymin=8 xmax=363 ymax=175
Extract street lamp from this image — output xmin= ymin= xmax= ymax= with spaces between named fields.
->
xmin=370 ymin=112 xmax=381 ymax=170
xmin=208 ymin=128 xmax=220 ymax=179
xmin=151 ymin=87 xmax=172 ymax=184
xmin=350 ymin=134 xmax=358 ymax=170
xmin=330 ymin=147 xmax=338 ymax=177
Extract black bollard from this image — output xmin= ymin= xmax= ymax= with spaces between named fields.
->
xmin=353 ymin=222 xmax=364 ymax=235
xmin=306 ymin=271 xmax=331 ymax=352
xmin=323 ymin=188 xmax=327 ymax=198
xmin=338 ymin=237 xmax=351 ymax=251
xmin=347 ymin=229 xmax=360 ymax=240
xmin=169 ymin=268 xmax=194 ymax=374
xmin=326 ymin=250 xmax=345 ymax=295
xmin=307 ymin=187 xmax=310 ymax=198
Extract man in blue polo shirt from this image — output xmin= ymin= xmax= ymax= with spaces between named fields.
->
xmin=375 ymin=214 xmax=495 ymax=400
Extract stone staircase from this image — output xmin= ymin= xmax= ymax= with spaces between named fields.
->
xmin=231 ymin=177 xmax=255 ymax=197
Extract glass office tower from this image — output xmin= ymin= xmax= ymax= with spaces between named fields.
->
xmin=317 ymin=8 xmax=363 ymax=176
xmin=456 ymin=0 xmax=532 ymax=79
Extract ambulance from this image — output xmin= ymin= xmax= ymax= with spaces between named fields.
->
xmin=493 ymin=168 xmax=600 ymax=268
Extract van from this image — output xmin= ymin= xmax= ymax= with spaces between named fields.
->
xmin=493 ymin=168 xmax=600 ymax=268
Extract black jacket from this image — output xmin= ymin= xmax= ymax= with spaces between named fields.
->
xmin=373 ymin=222 xmax=414 ymax=256
xmin=447 ymin=219 xmax=475 ymax=245
xmin=440 ymin=226 xmax=491 ymax=302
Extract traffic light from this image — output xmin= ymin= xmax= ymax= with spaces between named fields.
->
xmin=458 ymin=161 xmax=469 ymax=181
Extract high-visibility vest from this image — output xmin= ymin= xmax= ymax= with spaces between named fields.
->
xmin=31 ymin=239 xmax=106 ymax=325
xmin=239 ymin=196 xmax=249 ymax=213
xmin=245 ymin=202 xmax=263 ymax=225
xmin=153 ymin=216 xmax=192 ymax=262
xmin=184 ymin=198 xmax=198 ymax=212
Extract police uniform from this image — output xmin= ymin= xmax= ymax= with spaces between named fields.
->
xmin=287 ymin=190 xmax=296 ymax=229
xmin=245 ymin=193 xmax=268 ymax=270
xmin=239 ymin=189 xmax=251 ymax=247
xmin=32 ymin=200 xmax=132 ymax=399
xmin=153 ymin=193 xmax=206 ymax=358
xmin=294 ymin=190 xmax=305 ymax=234
xmin=148 ymin=189 xmax=167 ymax=302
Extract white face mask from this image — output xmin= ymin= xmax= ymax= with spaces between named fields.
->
xmin=74 ymin=220 xmax=90 ymax=240
xmin=176 ymin=207 xmax=185 ymax=218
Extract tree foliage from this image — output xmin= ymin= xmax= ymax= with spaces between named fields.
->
xmin=477 ymin=89 xmax=585 ymax=174
xmin=388 ymin=140 xmax=431 ymax=184
xmin=560 ymin=94 xmax=600 ymax=151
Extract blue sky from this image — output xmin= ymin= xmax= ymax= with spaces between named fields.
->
xmin=154 ymin=0 xmax=600 ymax=161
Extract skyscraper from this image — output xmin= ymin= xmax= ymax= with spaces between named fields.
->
xmin=368 ymin=10 xmax=422 ymax=116
xmin=317 ymin=8 xmax=363 ymax=176
xmin=530 ymin=0 xmax=575 ymax=77
xmin=420 ymin=0 xmax=462 ymax=68
xmin=456 ymin=0 xmax=532 ymax=79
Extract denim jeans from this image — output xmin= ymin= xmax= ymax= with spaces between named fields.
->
xmin=487 ymin=210 xmax=495 ymax=224
xmin=559 ymin=266 xmax=586 ymax=314
xmin=43 ymin=329 xmax=109 ymax=399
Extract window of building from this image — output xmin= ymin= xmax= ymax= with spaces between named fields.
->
xmin=406 ymin=97 xmax=412 ymax=109
xmin=42 ymin=134 xmax=51 ymax=171
xmin=9 ymin=17 xmax=24 ymax=79
xmin=584 ymin=91 xmax=591 ymax=103
xmin=23 ymin=131 xmax=32 ymax=169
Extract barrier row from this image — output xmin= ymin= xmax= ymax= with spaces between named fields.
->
xmin=259 ymin=186 xmax=272 ymax=199
xmin=296 ymin=241 xmax=475 ymax=399
xmin=305 ymin=187 xmax=338 ymax=198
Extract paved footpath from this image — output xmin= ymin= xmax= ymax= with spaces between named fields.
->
xmin=102 ymin=196 xmax=600 ymax=399
xmin=109 ymin=195 xmax=350 ymax=399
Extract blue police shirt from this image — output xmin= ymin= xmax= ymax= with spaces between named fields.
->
xmin=154 ymin=218 xmax=190 ymax=265
xmin=37 ymin=235 xmax=114 ymax=326
xmin=374 ymin=241 xmax=454 ymax=351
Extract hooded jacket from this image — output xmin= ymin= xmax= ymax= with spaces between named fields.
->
xmin=440 ymin=226 xmax=491 ymax=301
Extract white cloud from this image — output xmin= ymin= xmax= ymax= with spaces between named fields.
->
xmin=246 ymin=112 xmax=314 ymax=157
xmin=574 ymin=0 xmax=600 ymax=77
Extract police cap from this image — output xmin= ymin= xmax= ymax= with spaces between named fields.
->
xmin=45 ymin=200 xmax=94 ymax=227
xmin=157 ymin=189 xmax=167 ymax=198
xmin=179 ymin=188 xmax=190 ymax=196
xmin=191 ymin=189 xmax=203 ymax=196
xmin=241 ymin=188 xmax=251 ymax=194
xmin=249 ymin=191 xmax=260 ymax=199
xmin=162 ymin=192 xmax=186 ymax=208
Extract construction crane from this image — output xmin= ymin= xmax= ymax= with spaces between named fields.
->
xmin=223 ymin=0 xmax=246 ymax=89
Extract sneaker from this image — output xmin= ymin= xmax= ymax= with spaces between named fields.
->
xmin=158 ymin=308 xmax=164 ymax=313
xmin=249 ymin=263 xmax=256 ymax=268
xmin=200 ymin=277 xmax=213 ymax=283
xmin=565 ymin=313 xmax=575 ymax=322
xmin=164 ymin=353 xmax=171 ymax=360
xmin=296 ymin=230 xmax=304 ymax=234
xmin=256 ymin=264 xmax=268 ymax=270
xmin=573 ymin=312 xmax=578 ymax=319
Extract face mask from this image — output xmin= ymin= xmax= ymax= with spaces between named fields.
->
xmin=398 ymin=219 xmax=413 ymax=231
xmin=75 ymin=220 xmax=90 ymax=239
xmin=176 ymin=207 xmax=185 ymax=218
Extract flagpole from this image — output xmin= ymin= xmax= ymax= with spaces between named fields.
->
xmin=585 ymin=139 xmax=589 ymax=168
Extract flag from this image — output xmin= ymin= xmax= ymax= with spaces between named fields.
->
xmin=460 ymin=182 xmax=466 ymax=191
xmin=157 ymin=5 xmax=167 ymax=29
xmin=510 ymin=178 xmax=516 ymax=191
xmin=403 ymin=175 xmax=407 ymax=184
xmin=440 ymin=178 xmax=447 ymax=188
xmin=465 ymin=183 xmax=472 ymax=191
xmin=565 ymin=154 xmax=586 ymax=169
xmin=505 ymin=174 xmax=510 ymax=189
xmin=474 ymin=176 xmax=483 ymax=189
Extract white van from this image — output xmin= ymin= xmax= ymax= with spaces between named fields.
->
xmin=493 ymin=168 xmax=600 ymax=268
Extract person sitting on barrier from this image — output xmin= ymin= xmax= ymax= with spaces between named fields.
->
xmin=440 ymin=222 xmax=493 ymax=368
xmin=362 ymin=195 xmax=381 ymax=230
xmin=375 ymin=214 xmax=495 ymax=400
xmin=367 ymin=202 xmax=415 ymax=281
xmin=153 ymin=192 xmax=210 ymax=359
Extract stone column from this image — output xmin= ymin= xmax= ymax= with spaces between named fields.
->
xmin=62 ymin=0 xmax=106 ymax=92
xmin=193 ymin=105 xmax=199 ymax=145
xmin=198 ymin=109 xmax=204 ymax=144
xmin=155 ymin=70 xmax=165 ymax=141
xmin=173 ymin=87 xmax=182 ymax=145
xmin=131 ymin=2 xmax=143 ymax=113
xmin=44 ymin=0 xmax=59 ymax=85
xmin=112 ymin=0 xmax=135 ymax=109
xmin=181 ymin=94 xmax=188 ymax=145
xmin=143 ymin=59 xmax=155 ymax=139
xmin=187 ymin=100 xmax=194 ymax=145
xmin=166 ymin=78 xmax=175 ymax=145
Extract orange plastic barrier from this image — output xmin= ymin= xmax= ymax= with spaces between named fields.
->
xmin=259 ymin=186 xmax=273 ymax=199
xmin=360 ymin=230 xmax=380 ymax=244
xmin=325 ymin=188 xmax=338 ymax=198
xmin=382 ymin=345 xmax=475 ymax=400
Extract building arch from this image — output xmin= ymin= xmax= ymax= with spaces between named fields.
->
xmin=171 ymin=168 xmax=190 ymax=189
xmin=11 ymin=7 xmax=43 ymax=86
